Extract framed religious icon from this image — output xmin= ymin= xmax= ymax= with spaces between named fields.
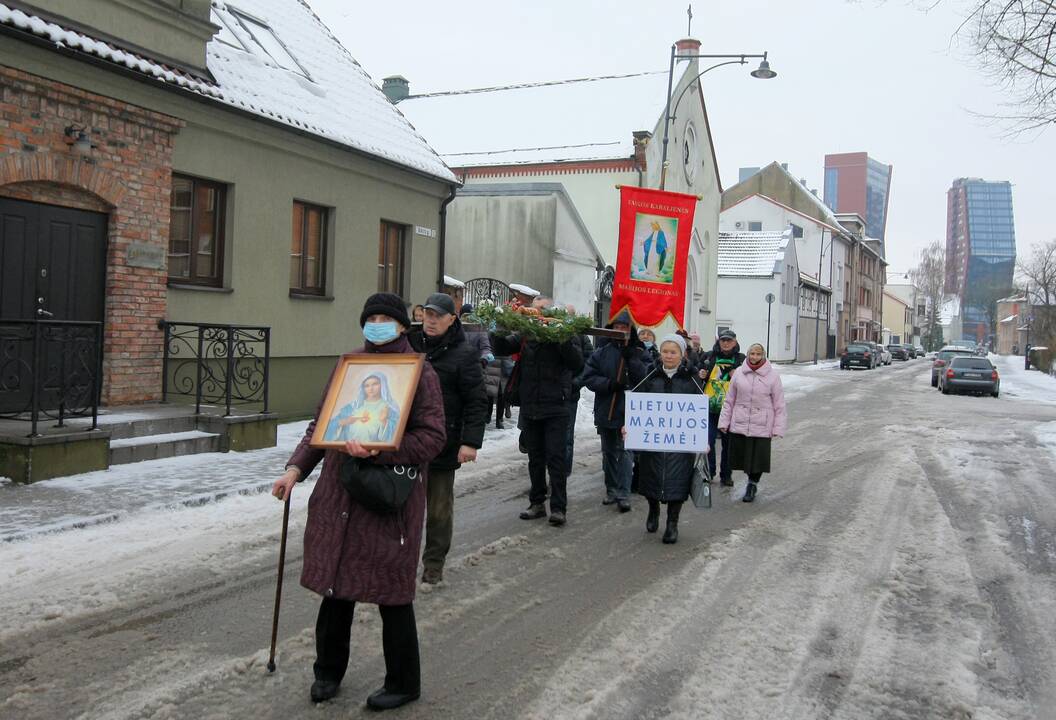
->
xmin=309 ymin=353 xmax=424 ymax=451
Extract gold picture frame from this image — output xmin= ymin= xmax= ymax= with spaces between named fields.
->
xmin=309 ymin=353 xmax=425 ymax=451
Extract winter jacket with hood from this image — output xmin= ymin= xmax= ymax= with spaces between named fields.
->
xmin=580 ymin=312 xmax=650 ymax=429
xmin=287 ymin=334 xmax=446 ymax=606
xmin=635 ymin=361 xmax=705 ymax=503
xmin=717 ymin=359 xmax=787 ymax=438
xmin=408 ymin=319 xmax=489 ymax=471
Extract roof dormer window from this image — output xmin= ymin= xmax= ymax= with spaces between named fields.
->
xmin=229 ymin=8 xmax=309 ymax=78
xmin=211 ymin=10 xmax=247 ymax=50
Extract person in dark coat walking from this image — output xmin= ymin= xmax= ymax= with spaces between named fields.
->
xmin=698 ymin=329 xmax=745 ymax=486
xmin=581 ymin=310 xmax=649 ymax=511
xmin=630 ymin=334 xmax=704 ymax=544
xmin=564 ymin=304 xmax=594 ymax=477
xmin=492 ymin=329 xmax=584 ymax=526
xmin=272 ymin=293 xmax=446 ymax=711
xmin=409 ymin=294 xmax=488 ymax=585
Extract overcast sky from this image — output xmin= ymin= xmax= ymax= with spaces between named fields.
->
xmin=311 ymin=0 xmax=1053 ymax=275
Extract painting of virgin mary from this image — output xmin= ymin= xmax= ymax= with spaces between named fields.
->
xmin=323 ymin=371 xmax=401 ymax=444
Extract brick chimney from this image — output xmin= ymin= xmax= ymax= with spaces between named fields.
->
xmin=382 ymin=76 xmax=410 ymax=103
xmin=675 ymin=37 xmax=701 ymax=62
xmin=632 ymin=131 xmax=652 ymax=171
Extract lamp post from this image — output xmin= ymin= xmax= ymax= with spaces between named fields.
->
xmin=659 ymin=45 xmax=775 ymax=190
xmin=813 ymin=230 xmax=835 ymax=365
xmin=765 ymin=292 xmax=776 ymax=356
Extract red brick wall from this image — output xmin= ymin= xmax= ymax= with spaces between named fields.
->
xmin=0 ymin=65 xmax=184 ymax=404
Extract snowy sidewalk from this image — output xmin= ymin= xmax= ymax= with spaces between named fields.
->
xmin=0 ymin=402 xmax=537 ymax=544
xmin=994 ymin=353 xmax=1056 ymax=404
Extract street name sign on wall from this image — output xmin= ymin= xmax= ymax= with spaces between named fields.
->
xmin=624 ymin=392 xmax=709 ymax=453
xmin=126 ymin=242 xmax=166 ymax=270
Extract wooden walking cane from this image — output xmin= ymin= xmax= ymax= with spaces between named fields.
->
xmin=267 ymin=492 xmax=292 ymax=673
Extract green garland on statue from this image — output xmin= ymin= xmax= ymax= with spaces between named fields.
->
xmin=471 ymin=302 xmax=593 ymax=343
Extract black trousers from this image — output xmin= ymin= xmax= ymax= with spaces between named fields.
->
xmin=314 ymin=598 xmax=420 ymax=694
xmin=522 ymin=413 xmax=569 ymax=513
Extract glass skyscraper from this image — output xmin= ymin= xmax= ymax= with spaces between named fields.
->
xmin=945 ymin=178 xmax=1016 ymax=341
xmin=823 ymin=152 xmax=893 ymax=250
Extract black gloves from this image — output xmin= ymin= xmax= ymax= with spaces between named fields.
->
xmin=620 ymin=342 xmax=637 ymax=359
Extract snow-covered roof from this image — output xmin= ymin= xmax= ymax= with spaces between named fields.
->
xmin=718 ymin=230 xmax=789 ymax=277
xmin=442 ymin=275 xmax=465 ymax=288
xmin=395 ymin=71 xmax=669 ymax=167
xmin=799 ymin=272 xmax=831 ymax=291
xmin=1000 ymin=314 xmax=1019 ymax=323
xmin=0 ymin=1 xmax=456 ymax=184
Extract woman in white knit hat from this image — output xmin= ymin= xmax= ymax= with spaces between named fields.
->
xmin=625 ymin=333 xmax=704 ymax=544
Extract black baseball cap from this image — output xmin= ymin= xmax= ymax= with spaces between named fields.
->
xmin=718 ymin=329 xmax=737 ymax=340
xmin=424 ymin=293 xmax=456 ymax=315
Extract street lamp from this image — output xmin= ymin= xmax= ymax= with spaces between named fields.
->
xmin=813 ymin=230 xmax=835 ymax=364
xmin=659 ymin=44 xmax=776 ymax=189
xmin=765 ymin=292 xmax=776 ymax=356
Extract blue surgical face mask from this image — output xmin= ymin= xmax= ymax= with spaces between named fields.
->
xmin=644 ymin=341 xmax=654 ymax=349
xmin=363 ymin=321 xmax=400 ymax=345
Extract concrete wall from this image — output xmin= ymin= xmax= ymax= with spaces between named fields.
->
xmin=444 ymin=188 xmax=600 ymax=315
xmin=552 ymin=196 xmax=602 ymax=312
xmin=445 ymin=193 xmax=558 ymax=297
xmin=466 ymin=168 xmax=635 ymax=263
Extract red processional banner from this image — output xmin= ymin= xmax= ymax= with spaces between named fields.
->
xmin=609 ymin=185 xmax=698 ymax=328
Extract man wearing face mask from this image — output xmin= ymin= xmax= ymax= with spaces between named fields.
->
xmin=273 ymin=292 xmax=446 ymax=711
xmin=408 ymin=293 xmax=488 ymax=585
xmin=637 ymin=327 xmax=659 ymax=365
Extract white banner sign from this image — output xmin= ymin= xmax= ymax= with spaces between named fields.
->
xmin=624 ymin=392 xmax=709 ymax=453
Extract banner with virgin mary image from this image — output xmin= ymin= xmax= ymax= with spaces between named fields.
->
xmin=610 ymin=185 xmax=698 ymax=327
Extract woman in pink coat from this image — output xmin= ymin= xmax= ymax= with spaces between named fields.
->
xmin=716 ymin=343 xmax=786 ymax=503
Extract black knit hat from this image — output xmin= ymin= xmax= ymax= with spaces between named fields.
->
xmin=360 ymin=292 xmax=410 ymax=328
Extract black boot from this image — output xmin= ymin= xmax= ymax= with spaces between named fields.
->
xmin=743 ymin=481 xmax=757 ymax=503
xmin=662 ymin=502 xmax=681 ymax=544
xmin=646 ymin=500 xmax=660 ymax=533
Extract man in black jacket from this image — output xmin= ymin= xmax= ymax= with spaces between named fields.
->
xmin=410 ymin=293 xmax=488 ymax=584
xmin=581 ymin=311 xmax=650 ymax=511
xmin=698 ymin=329 xmax=745 ymax=487
xmin=492 ymin=328 xmax=585 ymax=526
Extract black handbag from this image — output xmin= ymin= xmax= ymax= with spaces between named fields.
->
xmin=339 ymin=456 xmax=419 ymax=514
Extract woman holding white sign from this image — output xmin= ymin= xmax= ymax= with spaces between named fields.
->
xmin=630 ymin=334 xmax=704 ymax=544
xmin=717 ymin=343 xmax=787 ymax=503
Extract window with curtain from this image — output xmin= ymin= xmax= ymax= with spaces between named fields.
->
xmin=169 ymin=174 xmax=226 ymax=286
xmin=378 ymin=221 xmax=405 ymax=294
xmin=290 ymin=201 xmax=327 ymax=294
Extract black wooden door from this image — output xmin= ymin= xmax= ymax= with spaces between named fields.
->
xmin=0 ymin=198 xmax=107 ymax=414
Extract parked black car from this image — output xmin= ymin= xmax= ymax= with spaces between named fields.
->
xmin=931 ymin=346 xmax=975 ymax=387
xmin=939 ymin=356 xmax=1000 ymax=397
xmin=902 ymin=344 xmax=917 ymax=359
xmin=887 ymin=344 xmax=909 ymax=361
xmin=841 ymin=343 xmax=877 ymax=369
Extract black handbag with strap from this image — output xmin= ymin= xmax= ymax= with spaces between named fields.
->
xmin=339 ymin=456 xmax=419 ymax=514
